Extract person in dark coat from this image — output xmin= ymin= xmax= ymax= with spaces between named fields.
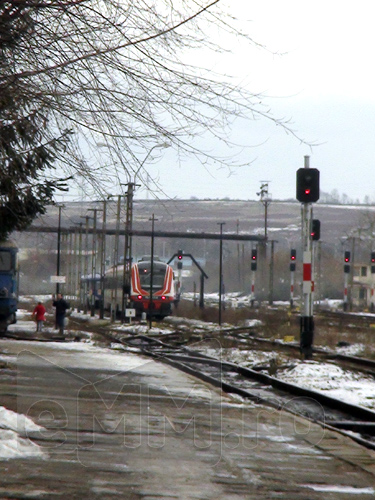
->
xmin=52 ymin=293 xmax=70 ymax=336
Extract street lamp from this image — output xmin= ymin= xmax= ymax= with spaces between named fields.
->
xmin=96 ymin=141 xmax=170 ymax=186
xmin=96 ymin=142 xmax=170 ymax=321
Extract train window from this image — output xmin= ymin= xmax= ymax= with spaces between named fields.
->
xmin=0 ymin=251 xmax=12 ymax=271
xmin=359 ymin=288 xmax=366 ymax=300
xmin=138 ymin=263 xmax=166 ymax=289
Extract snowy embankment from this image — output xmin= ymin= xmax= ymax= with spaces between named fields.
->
xmin=0 ymin=406 xmax=47 ymax=461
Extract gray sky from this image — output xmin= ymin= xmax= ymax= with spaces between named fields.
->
xmin=62 ymin=1 xmax=375 ymax=203
xmin=142 ymin=1 xmax=375 ymax=202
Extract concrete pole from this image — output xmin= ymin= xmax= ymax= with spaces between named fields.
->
xmin=81 ymin=215 xmax=91 ymax=314
xmin=111 ymin=195 xmax=122 ymax=321
xmin=122 ymin=183 xmax=136 ymax=322
xmin=88 ymin=209 xmax=101 ymax=317
xmin=56 ymin=205 xmax=63 ymax=295
xmin=75 ymin=223 xmax=83 ymax=312
xmin=218 ymin=222 xmax=225 ymax=326
xmin=149 ymin=214 xmax=157 ymax=329
xmin=99 ymin=200 xmax=107 ymax=319
xmin=268 ymin=240 xmax=275 ymax=305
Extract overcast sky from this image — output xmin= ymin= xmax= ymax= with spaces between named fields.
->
xmin=62 ymin=1 xmax=375 ymax=203
xmin=136 ymin=1 xmax=375 ymax=203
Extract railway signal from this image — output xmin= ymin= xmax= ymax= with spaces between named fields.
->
xmin=344 ymin=251 xmax=351 ymax=278
xmin=297 ymin=156 xmax=320 ymax=360
xmin=250 ymin=247 xmax=257 ymax=306
xmin=343 ymin=251 xmax=350 ymax=311
xmin=371 ymin=252 xmax=375 ymax=311
xmin=290 ymin=249 xmax=296 ymax=307
xmin=177 ymin=249 xmax=183 ymax=270
xmin=290 ymin=249 xmax=296 ymax=272
xmin=251 ymin=248 xmax=257 ymax=271
xmin=296 ymin=168 xmax=320 ymax=203
xmin=311 ymin=219 xmax=321 ymax=241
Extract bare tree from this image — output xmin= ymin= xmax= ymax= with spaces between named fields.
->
xmin=1 ymin=0 xmax=300 ymax=234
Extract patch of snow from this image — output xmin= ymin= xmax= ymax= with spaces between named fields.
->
xmin=303 ymin=484 xmax=375 ymax=494
xmin=277 ymin=361 xmax=375 ymax=409
xmin=0 ymin=406 xmax=47 ymax=461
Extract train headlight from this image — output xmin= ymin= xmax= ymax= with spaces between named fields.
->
xmin=137 ymin=295 xmax=142 ymax=300
xmin=161 ymin=296 xmax=166 ymax=300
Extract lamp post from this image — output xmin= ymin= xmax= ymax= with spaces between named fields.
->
xmin=97 ymin=141 xmax=170 ymax=321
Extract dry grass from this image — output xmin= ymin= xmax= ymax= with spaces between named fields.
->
xmin=173 ymin=300 xmax=375 ymax=355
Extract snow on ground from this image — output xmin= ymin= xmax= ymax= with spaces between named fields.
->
xmin=304 ymin=485 xmax=375 ymax=495
xmin=5 ymin=296 xmax=375 ymax=441
xmin=0 ymin=406 xmax=47 ymax=461
xmin=277 ymin=361 xmax=375 ymax=410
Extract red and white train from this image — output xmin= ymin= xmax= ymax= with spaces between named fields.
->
xmin=103 ymin=258 xmax=176 ymax=319
xmin=131 ymin=258 xmax=176 ymax=318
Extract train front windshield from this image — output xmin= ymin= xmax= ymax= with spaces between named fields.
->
xmin=138 ymin=262 xmax=166 ymax=290
xmin=0 ymin=251 xmax=12 ymax=272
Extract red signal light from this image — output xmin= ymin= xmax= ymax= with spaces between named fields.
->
xmin=161 ymin=296 xmax=166 ymax=300
xmin=305 ymin=188 xmax=311 ymax=195
xmin=137 ymin=295 xmax=142 ymax=300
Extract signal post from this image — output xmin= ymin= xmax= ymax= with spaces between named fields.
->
xmin=371 ymin=252 xmax=375 ymax=312
xmin=343 ymin=251 xmax=350 ymax=312
xmin=290 ymin=249 xmax=296 ymax=307
xmin=250 ymin=248 xmax=257 ymax=306
xmin=296 ymin=156 xmax=320 ymax=359
xmin=176 ymin=249 xmax=183 ymax=301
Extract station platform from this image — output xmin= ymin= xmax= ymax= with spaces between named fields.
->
xmin=0 ymin=337 xmax=375 ymax=499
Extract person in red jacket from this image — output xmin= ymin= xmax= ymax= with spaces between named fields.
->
xmin=32 ymin=301 xmax=46 ymax=332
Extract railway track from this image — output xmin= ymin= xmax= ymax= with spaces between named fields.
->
xmin=5 ymin=314 xmax=375 ymax=451
xmin=94 ymin=329 xmax=375 ymax=451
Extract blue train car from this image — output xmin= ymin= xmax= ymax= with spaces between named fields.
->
xmin=0 ymin=240 xmax=18 ymax=333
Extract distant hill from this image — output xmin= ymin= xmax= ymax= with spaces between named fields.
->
xmin=21 ymin=198 xmax=373 ymax=244
xmin=12 ymin=199 xmax=375 ymax=297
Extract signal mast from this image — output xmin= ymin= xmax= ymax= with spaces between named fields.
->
xmin=296 ymin=156 xmax=320 ymax=359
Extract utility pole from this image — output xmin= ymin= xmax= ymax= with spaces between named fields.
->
xmin=218 ymin=222 xmax=225 ymax=326
xmin=268 ymin=240 xmax=277 ymax=305
xmin=68 ymin=230 xmax=74 ymax=300
xmin=81 ymin=215 xmax=92 ymax=314
xmin=99 ymin=200 xmax=107 ymax=319
xmin=74 ymin=223 xmax=83 ymax=312
xmin=257 ymin=182 xmax=271 ymax=301
xmin=122 ymin=182 xmax=138 ymax=322
xmin=149 ymin=214 xmax=158 ymax=329
xmin=88 ymin=208 xmax=102 ymax=316
xmin=56 ymin=205 xmax=64 ymax=295
xmin=110 ymin=195 xmax=124 ymax=321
